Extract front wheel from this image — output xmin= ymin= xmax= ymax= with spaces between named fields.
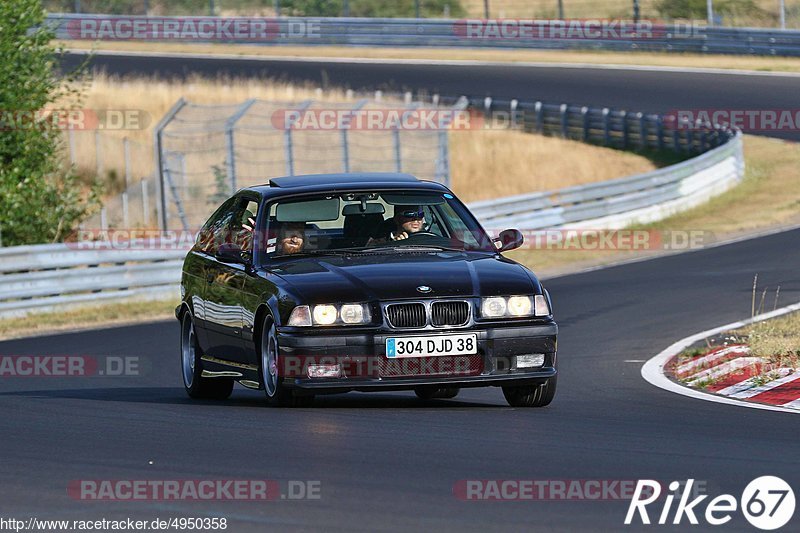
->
xmin=502 ymin=376 xmax=557 ymax=407
xmin=181 ymin=311 xmax=233 ymax=400
xmin=260 ymin=317 xmax=314 ymax=408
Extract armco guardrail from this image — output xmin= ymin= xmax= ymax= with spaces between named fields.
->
xmin=468 ymin=96 xmax=743 ymax=229
xmin=468 ymin=132 xmax=743 ymax=230
xmin=0 ymin=244 xmax=184 ymax=318
xmin=46 ymin=14 xmax=800 ymax=57
xmin=473 ymin=96 xmax=733 ymax=153
xmin=0 ymin=97 xmax=744 ymax=318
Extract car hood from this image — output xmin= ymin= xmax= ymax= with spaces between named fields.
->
xmin=269 ymin=252 xmax=541 ymax=303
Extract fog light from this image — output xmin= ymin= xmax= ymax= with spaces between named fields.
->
xmin=516 ymin=354 xmax=545 ymax=369
xmin=307 ymin=364 xmax=342 ymax=378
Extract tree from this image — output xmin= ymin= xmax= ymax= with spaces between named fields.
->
xmin=0 ymin=0 xmax=98 ymax=246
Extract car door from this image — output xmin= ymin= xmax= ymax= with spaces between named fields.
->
xmin=189 ymin=197 xmax=237 ymax=351
xmin=202 ymin=195 xmax=259 ymax=364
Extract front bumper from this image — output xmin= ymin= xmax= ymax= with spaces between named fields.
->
xmin=276 ymin=323 xmax=557 ymax=393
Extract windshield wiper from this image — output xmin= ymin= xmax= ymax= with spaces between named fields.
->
xmin=365 ymin=245 xmax=465 ymax=253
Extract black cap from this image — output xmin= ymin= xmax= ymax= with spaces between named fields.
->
xmin=397 ymin=206 xmax=424 ymax=219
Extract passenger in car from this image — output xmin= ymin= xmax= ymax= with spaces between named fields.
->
xmin=241 ymin=213 xmax=305 ymax=255
xmin=276 ymin=223 xmax=306 ymax=255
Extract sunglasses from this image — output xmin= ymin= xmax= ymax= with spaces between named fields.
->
xmin=398 ymin=209 xmax=424 ymax=219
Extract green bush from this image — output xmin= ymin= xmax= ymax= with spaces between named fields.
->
xmin=43 ymin=0 xmax=465 ymax=18
xmin=0 ymin=0 xmax=99 ymax=246
xmin=281 ymin=0 xmax=464 ymax=18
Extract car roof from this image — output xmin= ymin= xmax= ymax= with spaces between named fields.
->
xmin=246 ymin=173 xmax=450 ymax=197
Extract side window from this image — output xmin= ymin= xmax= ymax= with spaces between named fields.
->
xmin=230 ymin=198 xmax=259 ymax=253
xmin=197 ymin=198 xmax=237 ymax=254
xmin=425 ymin=206 xmax=447 ymax=237
xmin=440 ymin=203 xmax=482 ymax=248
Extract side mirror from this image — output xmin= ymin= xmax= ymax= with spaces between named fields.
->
xmin=216 ymin=243 xmax=249 ymax=264
xmin=494 ymin=229 xmax=524 ymax=252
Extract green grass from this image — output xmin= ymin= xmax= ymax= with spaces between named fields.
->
xmin=511 ymin=135 xmax=800 ymax=276
xmin=735 ymin=312 xmax=800 ymax=368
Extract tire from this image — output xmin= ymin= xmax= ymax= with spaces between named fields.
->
xmin=502 ymin=376 xmax=557 ymax=407
xmin=181 ymin=311 xmax=234 ymax=400
xmin=260 ymin=317 xmax=314 ymax=408
xmin=414 ymin=386 xmax=460 ymax=400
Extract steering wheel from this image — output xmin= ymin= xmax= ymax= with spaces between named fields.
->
xmin=395 ymin=231 xmax=456 ymax=248
xmin=404 ymin=231 xmax=437 ymax=238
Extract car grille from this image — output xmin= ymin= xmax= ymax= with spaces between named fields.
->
xmin=378 ymin=355 xmax=484 ymax=378
xmin=384 ymin=300 xmax=471 ymax=328
xmin=431 ymin=301 xmax=470 ymax=327
xmin=385 ymin=303 xmax=426 ymax=328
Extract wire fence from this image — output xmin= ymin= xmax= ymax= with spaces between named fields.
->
xmin=44 ymin=0 xmax=800 ymax=29
xmin=73 ymin=93 xmax=465 ymax=231
xmin=65 ymin=130 xmax=160 ymax=230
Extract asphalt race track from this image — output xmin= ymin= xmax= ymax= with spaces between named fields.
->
xmin=3 ymin=228 xmax=799 ymax=530
xmin=1 ymin=54 xmax=796 ymax=530
xmin=60 ymin=52 xmax=800 ymax=140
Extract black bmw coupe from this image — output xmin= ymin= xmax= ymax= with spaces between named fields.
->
xmin=177 ymin=173 xmax=557 ymax=407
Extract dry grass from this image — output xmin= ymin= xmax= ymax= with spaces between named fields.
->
xmin=59 ymin=41 xmax=800 ymax=74
xmin=461 ymin=0 xmax=800 ymax=26
xmin=508 ymin=135 xmax=800 ymax=276
xmin=0 ymin=299 xmax=177 ymax=341
xmin=639 ymin=136 xmax=800 ymax=236
xmin=62 ymin=73 xmax=659 ymax=220
xmin=461 ymin=0 xmax=660 ymax=19
xmin=735 ymin=312 xmax=800 ymax=368
xmin=449 ymin=129 xmax=657 ymax=202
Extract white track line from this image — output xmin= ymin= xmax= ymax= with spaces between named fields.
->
xmin=641 ymin=301 xmax=800 ymax=414
xmin=721 ymin=369 xmax=800 ymax=399
xmin=67 ymin=48 xmax=800 ymax=78
xmin=675 ymin=345 xmax=749 ymax=377
xmin=782 ymin=398 xmax=800 ymax=408
xmin=685 ymin=357 xmax=765 ymax=387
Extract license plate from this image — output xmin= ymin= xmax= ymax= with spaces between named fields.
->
xmin=386 ymin=334 xmax=477 ymax=358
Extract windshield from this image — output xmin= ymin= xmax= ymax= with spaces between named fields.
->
xmin=258 ymin=190 xmax=495 ymax=259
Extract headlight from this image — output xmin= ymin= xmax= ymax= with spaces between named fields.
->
xmin=481 ymin=297 xmax=507 ymax=318
xmin=289 ymin=303 xmax=371 ymax=326
xmin=507 ymin=296 xmax=532 ymax=316
xmin=312 ymin=305 xmax=338 ymax=325
xmin=481 ymin=295 xmax=548 ymax=318
xmin=340 ymin=304 xmax=370 ymax=324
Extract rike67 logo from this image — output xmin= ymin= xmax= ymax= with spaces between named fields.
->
xmin=625 ymin=477 xmax=795 ymax=530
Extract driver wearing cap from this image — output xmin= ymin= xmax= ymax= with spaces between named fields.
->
xmin=366 ymin=205 xmax=426 ymax=245
xmin=390 ymin=206 xmax=425 ymax=241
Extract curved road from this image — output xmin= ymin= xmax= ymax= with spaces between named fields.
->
xmin=2 ymin=54 xmax=798 ymax=530
xmin=61 ymin=51 xmax=800 ymax=140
